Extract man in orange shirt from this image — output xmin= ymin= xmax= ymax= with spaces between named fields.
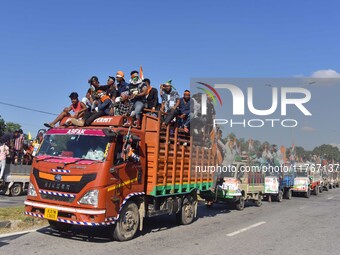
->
xmin=44 ymin=92 xmax=87 ymax=128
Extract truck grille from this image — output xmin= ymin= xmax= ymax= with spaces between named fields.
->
xmin=40 ymin=193 xmax=75 ymax=203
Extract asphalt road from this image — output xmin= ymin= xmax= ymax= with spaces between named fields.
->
xmin=1 ymin=189 xmax=340 ymax=255
xmin=0 ymin=194 xmax=26 ymax=208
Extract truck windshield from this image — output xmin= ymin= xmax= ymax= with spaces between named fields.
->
xmin=224 ymin=165 xmax=238 ymax=177
xmin=296 ymin=170 xmax=308 ymax=177
xmin=37 ymin=134 xmax=110 ymax=161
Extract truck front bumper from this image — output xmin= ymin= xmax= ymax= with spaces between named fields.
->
xmin=24 ymin=200 xmax=116 ymax=226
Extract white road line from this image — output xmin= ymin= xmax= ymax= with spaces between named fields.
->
xmin=0 ymin=228 xmax=43 ymax=239
xmin=226 ymin=221 xmax=266 ymax=237
xmin=327 ymin=196 xmax=334 ymax=200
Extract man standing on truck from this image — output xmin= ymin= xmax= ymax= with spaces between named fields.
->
xmin=0 ymin=140 xmax=10 ymax=180
xmin=129 ymin=70 xmax=147 ymax=128
xmin=177 ymin=90 xmax=191 ymax=133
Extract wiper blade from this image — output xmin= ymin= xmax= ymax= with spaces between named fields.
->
xmin=64 ymin=158 xmax=102 ymax=166
xmin=36 ymin=156 xmax=61 ymax=162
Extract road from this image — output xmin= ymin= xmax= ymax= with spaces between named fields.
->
xmin=0 ymin=194 xmax=26 ymax=208
xmin=1 ymin=189 xmax=340 ymax=255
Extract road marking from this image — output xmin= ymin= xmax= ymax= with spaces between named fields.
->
xmin=226 ymin=221 xmax=266 ymax=237
xmin=327 ymin=196 xmax=334 ymax=200
xmin=0 ymin=227 xmax=43 ymax=239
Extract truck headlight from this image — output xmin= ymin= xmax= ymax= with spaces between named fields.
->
xmin=78 ymin=190 xmax=99 ymax=206
xmin=28 ymin=183 xmax=37 ymax=197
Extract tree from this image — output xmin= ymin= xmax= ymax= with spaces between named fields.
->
xmin=5 ymin=122 xmax=21 ymax=133
xmin=312 ymin=144 xmax=340 ymax=162
xmin=0 ymin=115 xmax=5 ymax=137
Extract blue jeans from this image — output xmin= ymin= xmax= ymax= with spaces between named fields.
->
xmin=133 ymin=101 xmax=144 ymax=120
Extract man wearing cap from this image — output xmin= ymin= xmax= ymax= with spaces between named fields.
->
xmin=116 ymin=71 xmax=129 ymax=96
xmin=44 ymin=92 xmax=87 ymax=128
xmin=160 ymin=80 xmax=180 ymax=126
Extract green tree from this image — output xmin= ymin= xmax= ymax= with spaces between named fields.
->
xmin=0 ymin=115 xmax=5 ymax=137
xmin=5 ymin=122 xmax=21 ymax=133
xmin=312 ymin=144 xmax=340 ymax=162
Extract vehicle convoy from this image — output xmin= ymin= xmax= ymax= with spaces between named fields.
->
xmin=291 ymin=164 xmax=321 ymax=198
xmin=200 ymin=162 xmax=264 ymax=210
xmin=0 ymin=163 xmax=30 ymax=196
xmin=24 ymin=114 xmax=217 ymax=241
xmin=263 ymin=164 xmax=295 ymax=202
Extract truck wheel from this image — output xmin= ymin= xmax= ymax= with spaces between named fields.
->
xmin=236 ymin=197 xmax=245 ymax=211
xmin=254 ymin=195 xmax=262 ymax=207
xmin=10 ymin=183 xmax=23 ymax=196
xmin=284 ymin=189 xmax=292 ymax=200
xmin=276 ymin=191 xmax=283 ymax=202
xmin=314 ymin=186 xmax=319 ymax=196
xmin=113 ymin=201 xmax=140 ymax=241
xmin=305 ymin=189 xmax=311 ymax=198
xmin=329 ymin=184 xmax=332 ymax=190
xmin=176 ymin=195 xmax=196 ymax=225
xmin=319 ymin=186 xmax=323 ymax=193
xmin=48 ymin=220 xmax=72 ymax=232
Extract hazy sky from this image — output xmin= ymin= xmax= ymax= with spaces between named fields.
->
xmin=1 ymin=0 xmax=339 ymax=149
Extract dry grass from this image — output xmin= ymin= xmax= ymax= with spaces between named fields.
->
xmin=0 ymin=206 xmax=48 ymax=234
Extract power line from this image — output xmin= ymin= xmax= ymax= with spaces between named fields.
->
xmin=0 ymin=101 xmax=58 ymax=116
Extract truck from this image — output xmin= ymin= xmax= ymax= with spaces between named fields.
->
xmin=291 ymin=164 xmax=321 ymax=198
xmin=200 ymin=162 xmax=264 ymax=210
xmin=263 ymin=164 xmax=295 ymax=202
xmin=0 ymin=163 xmax=30 ymax=196
xmin=24 ymin=113 xmax=217 ymax=241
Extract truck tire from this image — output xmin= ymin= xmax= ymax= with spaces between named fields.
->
xmin=319 ymin=186 xmax=323 ymax=193
xmin=176 ymin=194 xmax=196 ymax=225
xmin=254 ymin=195 xmax=262 ymax=207
xmin=48 ymin=220 xmax=72 ymax=232
xmin=305 ymin=189 xmax=311 ymax=198
xmin=236 ymin=197 xmax=245 ymax=211
xmin=314 ymin=186 xmax=319 ymax=196
xmin=276 ymin=191 xmax=283 ymax=202
xmin=284 ymin=189 xmax=292 ymax=200
xmin=10 ymin=183 xmax=23 ymax=196
xmin=113 ymin=201 xmax=140 ymax=241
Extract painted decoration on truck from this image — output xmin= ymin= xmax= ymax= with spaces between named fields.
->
xmin=47 ymin=129 xmax=105 ymax=136
xmin=265 ymin=177 xmax=279 ymax=194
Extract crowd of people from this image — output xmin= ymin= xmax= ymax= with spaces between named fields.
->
xmin=43 ymin=70 xmax=211 ymax=134
xmin=0 ymin=129 xmax=38 ymax=180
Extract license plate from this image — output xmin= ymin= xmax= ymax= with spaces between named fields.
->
xmin=44 ymin=208 xmax=58 ymax=221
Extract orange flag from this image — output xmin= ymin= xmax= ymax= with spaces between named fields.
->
xmin=139 ymin=66 xmax=144 ymax=80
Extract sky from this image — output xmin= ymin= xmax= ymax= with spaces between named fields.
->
xmin=1 ymin=0 xmax=340 ymax=149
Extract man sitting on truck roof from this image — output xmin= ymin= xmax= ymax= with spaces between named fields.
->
xmin=116 ymin=70 xmax=129 ymax=96
xmin=113 ymin=91 xmax=135 ymax=117
xmin=160 ymin=80 xmax=180 ymax=126
xmin=44 ymin=92 xmax=87 ymax=128
xmin=74 ymin=90 xmax=112 ymax=126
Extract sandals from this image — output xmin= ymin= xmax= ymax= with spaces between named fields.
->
xmin=43 ymin=123 xmax=54 ymax=128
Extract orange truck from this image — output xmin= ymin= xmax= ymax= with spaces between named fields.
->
xmin=24 ymin=114 xmax=216 ymax=241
